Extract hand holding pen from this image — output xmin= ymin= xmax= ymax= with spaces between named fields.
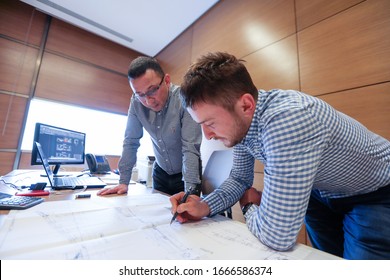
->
xmin=170 ymin=186 xmax=196 ymax=225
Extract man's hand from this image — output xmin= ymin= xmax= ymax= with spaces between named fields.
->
xmin=97 ymin=183 xmax=128 ymax=195
xmin=239 ymin=187 xmax=262 ymax=208
xmin=169 ymin=191 xmax=211 ymax=223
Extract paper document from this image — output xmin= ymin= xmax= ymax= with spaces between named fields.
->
xmin=0 ymin=193 xmax=336 ymax=260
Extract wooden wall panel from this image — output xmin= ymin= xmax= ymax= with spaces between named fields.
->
xmin=244 ymin=35 xmax=299 ymax=91
xmin=295 ymin=0 xmax=364 ymax=31
xmin=0 ymin=0 xmax=46 ymax=46
xmin=18 ymin=151 xmax=41 ymax=170
xmin=253 ymin=170 xmax=265 ymax=190
xmin=254 ymin=160 xmax=264 ymax=173
xmin=319 ymin=82 xmax=390 ymax=140
xmin=1 ymin=0 xmax=144 ymax=174
xmin=298 ymin=0 xmax=390 ymax=95
xmin=157 ymin=28 xmax=193 ymax=85
xmin=0 ymin=152 xmax=16 ymax=176
xmin=35 ymin=52 xmax=131 ymax=114
xmin=46 ymin=19 xmax=141 ymax=74
xmin=0 ymin=95 xmax=27 ymax=149
xmin=0 ymin=39 xmax=39 ymax=95
xmin=191 ymin=0 xmax=296 ymax=60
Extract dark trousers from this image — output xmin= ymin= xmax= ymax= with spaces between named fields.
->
xmin=152 ymin=162 xmax=184 ymax=195
xmin=305 ymin=184 xmax=390 ymax=259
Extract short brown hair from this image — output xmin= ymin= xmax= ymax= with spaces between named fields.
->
xmin=180 ymin=52 xmax=258 ymax=111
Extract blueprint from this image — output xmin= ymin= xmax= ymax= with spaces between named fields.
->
xmin=0 ymin=193 xmax=336 ymax=260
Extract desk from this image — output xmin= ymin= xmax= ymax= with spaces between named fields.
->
xmin=0 ymin=170 xmax=340 ymax=260
xmin=0 ymin=170 xmax=145 ymax=223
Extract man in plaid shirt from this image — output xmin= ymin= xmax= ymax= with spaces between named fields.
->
xmin=170 ymin=52 xmax=390 ymax=260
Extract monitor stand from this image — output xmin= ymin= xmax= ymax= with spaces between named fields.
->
xmin=52 ymin=164 xmax=61 ymax=176
xmin=40 ymin=164 xmax=66 ymax=177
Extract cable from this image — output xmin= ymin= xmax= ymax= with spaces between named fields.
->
xmin=0 ymin=178 xmax=23 ymax=192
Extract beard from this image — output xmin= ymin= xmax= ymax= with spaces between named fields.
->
xmin=218 ymin=113 xmax=248 ymax=148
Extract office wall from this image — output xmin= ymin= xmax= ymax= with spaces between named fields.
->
xmin=0 ymin=0 xmax=143 ymax=174
xmin=156 ymin=0 xmax=390 ymax=243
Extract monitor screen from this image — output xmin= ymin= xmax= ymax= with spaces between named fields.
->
xmin=31 ymin=123 xmax=86 ymax=174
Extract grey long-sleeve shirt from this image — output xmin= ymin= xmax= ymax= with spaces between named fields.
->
xmin=118 ymin=84 xmax=202 ymax=190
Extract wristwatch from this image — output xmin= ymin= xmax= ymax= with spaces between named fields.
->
xmin=241 ymin=202 xmax=254 ymax=216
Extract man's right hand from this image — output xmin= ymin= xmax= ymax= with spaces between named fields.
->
xmin=97 ymin=183 xmax=129 ymax=196
xmin=169 ymin=191 xmax=210 ymax=223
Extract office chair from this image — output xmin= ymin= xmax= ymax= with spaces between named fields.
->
xmin=201 ymin=149 xmax=234 ymax=219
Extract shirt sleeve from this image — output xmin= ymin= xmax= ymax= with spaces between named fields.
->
xmin=180 ymin=107 xmax=202 ymax=190
xmin=246 ymin=107 xmax=328 ymax=251
xmin=118 ymin=97 xmax=143 ymax=185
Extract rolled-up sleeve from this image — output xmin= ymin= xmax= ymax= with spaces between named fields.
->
xmin=118 ymin=98 xmax=142 ymax=185
xmin=181 ymin=107 xmax=202 ymax=189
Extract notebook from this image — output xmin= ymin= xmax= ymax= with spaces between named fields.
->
xmin=35 ymin=142 xmax=106 ymax=190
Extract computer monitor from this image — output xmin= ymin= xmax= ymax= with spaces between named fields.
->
xmin=31 ymin=123 xmax=86 ymax=175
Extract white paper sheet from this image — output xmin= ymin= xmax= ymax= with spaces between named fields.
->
xmin=0 ymin=193 xmax=337 ymax=260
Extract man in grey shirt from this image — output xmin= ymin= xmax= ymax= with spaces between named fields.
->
xmin=98 ymin=56 xmax=202 ymax=196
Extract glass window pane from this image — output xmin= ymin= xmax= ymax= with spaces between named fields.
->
xmin=21 ymin=98 xmax=153 ymax=157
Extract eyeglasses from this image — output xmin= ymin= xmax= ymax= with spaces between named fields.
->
xmin=134 ymin=76 xmax=164 ymax=100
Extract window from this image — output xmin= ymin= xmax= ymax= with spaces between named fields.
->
xmin=21 ymin=99 xmax=153 ymax=158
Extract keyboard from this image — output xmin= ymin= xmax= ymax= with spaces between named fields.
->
xmin=52 ymin=176 xmax=105 ymax=189
xmin=0 ymin=192 xmax=44 ymax=210
xmin=58 ymin=176 xmax=92 ymax=186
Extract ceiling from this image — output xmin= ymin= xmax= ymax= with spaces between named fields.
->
xmin=21 ymin=0 xmax=219 ymax=57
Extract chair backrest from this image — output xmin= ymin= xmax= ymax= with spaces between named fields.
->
xmin=201 ymin=149 xmax=233 ymax=195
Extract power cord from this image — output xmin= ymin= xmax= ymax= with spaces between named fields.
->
xmin=0 ymin=178 xmax=23 ymax=192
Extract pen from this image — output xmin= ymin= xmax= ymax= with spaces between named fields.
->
xmin=170 ymin=187 xmax=194 ymax=225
